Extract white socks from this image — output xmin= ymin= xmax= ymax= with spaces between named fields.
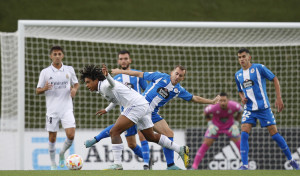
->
xmin=158 ymin=134 xmax=180 ymax=153
xmin=112 ymin=144 xmax=124 ymax=165
xmin=59 ymin=138 xmax=73 ymax=157
xmin=49 ymin=142 xmax=56 ymax=166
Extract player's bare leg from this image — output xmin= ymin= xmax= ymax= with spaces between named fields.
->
xmin=153 ymin=119 xmax=174 ymax=137
xmin=126 ymin=135 xmax=137 ymax=150
xmin=105 ymin=115 xmax=135 ymax=170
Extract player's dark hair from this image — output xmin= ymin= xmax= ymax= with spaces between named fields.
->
xmin=118 ymin=50 xmax=130 ymax=56
xmin=174 ymin=65 xmax=186 ymax=71
xmin=238 ymin=48 xmax=250 ymax=54
xmin=50 ymin=46 xmax=64 ymax=54
xmin=220 ymin=92 xmax=228 ymax=97
xmin=80 ymin=65 xmax=106 ymax=82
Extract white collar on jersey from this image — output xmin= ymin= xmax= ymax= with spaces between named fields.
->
xmin=96 ymin=80 xmax=102 ymax=93
xmin=50 ymin=63 xmax=64 ymax=72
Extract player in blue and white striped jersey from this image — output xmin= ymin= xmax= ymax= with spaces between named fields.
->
xmin=235 ymin=48 xmax=299 ymax=170
xmin=112 ymin=65 xmax=220 ymax=170
xmin=84 ymin=50 xmax=152 ymax=169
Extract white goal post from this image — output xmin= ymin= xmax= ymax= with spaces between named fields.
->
xmin=1 ymin=20 xmax=300 ymax=170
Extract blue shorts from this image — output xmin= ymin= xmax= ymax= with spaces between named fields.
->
xmin=124 ymin=125 xmax=137 ymax=137
xmin=152 ymin=112 xmax=164 ymax=124
xmin=241 ymin=108 xmax=276 ymax=127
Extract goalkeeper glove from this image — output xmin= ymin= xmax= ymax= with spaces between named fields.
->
xmin=229 ymin=121 xmax=240 ymax=136
xmin=207 ymin=121 xmax=219 ymax=136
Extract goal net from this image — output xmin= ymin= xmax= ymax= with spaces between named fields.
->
xmin=1 ymin=21 xmax=300 ymax=170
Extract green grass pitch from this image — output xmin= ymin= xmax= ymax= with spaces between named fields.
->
xmin=1 ymin=170 xmax=300 ymax=176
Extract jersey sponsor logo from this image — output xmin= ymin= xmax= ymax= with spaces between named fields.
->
xmin=50 ymin=81 xmax=68 ymax=89
xmin=243 ymin=79 xmax=254 ymax=88
xmin=157 ymin=87 xmax=169 ymax=99
xmin=125 ymin=82 xmax=134 ymax=89
xmin=250 ymin=68 xmax=255 ymax=73
xmin=209 ymin=141 xmax=257 ymax=170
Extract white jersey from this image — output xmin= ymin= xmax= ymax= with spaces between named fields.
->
xmin=97 ymin=76 xmax=148 ymax=108
xmin=37 ymin=64 xmax=78 ymax=117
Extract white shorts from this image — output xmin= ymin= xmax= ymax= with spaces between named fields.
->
xmin=121 ymin=104 xmax=154 ymax=130
xmin=45 ymin=110 xmax=76 ymax=132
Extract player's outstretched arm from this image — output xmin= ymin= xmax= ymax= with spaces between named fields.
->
xmin=96 ymin=109 xmax=107 ymax=116
xmin=191 ymin=95 xmax=220 ymax=104
xmin=97 ymin=102 xmax=117 ymax=116
xmin=273 ymin=76 xmax=284 ymax=112
xmin=102 ymin=64 xmax=115 ymax=88
xmin=112 ymin=68 xmax=144 ymax=78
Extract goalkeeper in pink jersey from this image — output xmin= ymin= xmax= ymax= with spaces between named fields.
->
xmin=192 ymin=92 xmax=243 ymax=170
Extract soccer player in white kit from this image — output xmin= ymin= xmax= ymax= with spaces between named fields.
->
xmin=80 ymin=64 xmax=189 ymax=170
xmin=36 ymin=46 xmax=79 ymax=170
xmin=84 ymin=50 xmax=152 ymax=170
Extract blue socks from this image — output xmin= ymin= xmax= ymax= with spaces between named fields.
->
xmin=132 ymin=141 xmax=150 ymax=164
xmin=240 ymin=131 xmax=249 ymax=166
xmin=272 ymin=133 xmax=292 ymax=160
xmin=240 ymin=131 xmax=292 ymax=166
xmin=132 ymin=145 xmax=143 ymax=158
xmin=141 ymin=140 xmax=150 ymax=164
xmin=163 ymin=137 xmax=175 ymax=166
xmin=94 ymin=124 xmax=114 ymax=142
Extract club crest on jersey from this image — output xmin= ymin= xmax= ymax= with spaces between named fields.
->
xmin=173 ymin=88 xmax=179 ymax=93
xmin=157 ymin=87 xmax=169 ymax=99
xmin=250 ymin=68 xmax=255 ymax=73
xmin=66 ymin=74 xmax=69 ymax=79
xmin=243 ymin=79 xmax=254 ymax=88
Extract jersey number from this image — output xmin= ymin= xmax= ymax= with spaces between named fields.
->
xmin=242 ymin=110 xmax=251 ymax=118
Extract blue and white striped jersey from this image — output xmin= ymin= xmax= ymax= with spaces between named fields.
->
xmin=142 ymin=71 xmax=193 ymax=113
xmin=235 ymin=63 xmax=275 ymax=111
xmin=114 ymin=69 xmax=148 ymax=111
xmin=114 ymin=69 xmax=148 ymax=93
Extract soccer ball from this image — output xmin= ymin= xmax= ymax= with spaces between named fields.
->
xmin=66 ymin=154 xmax=83 ymax=170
